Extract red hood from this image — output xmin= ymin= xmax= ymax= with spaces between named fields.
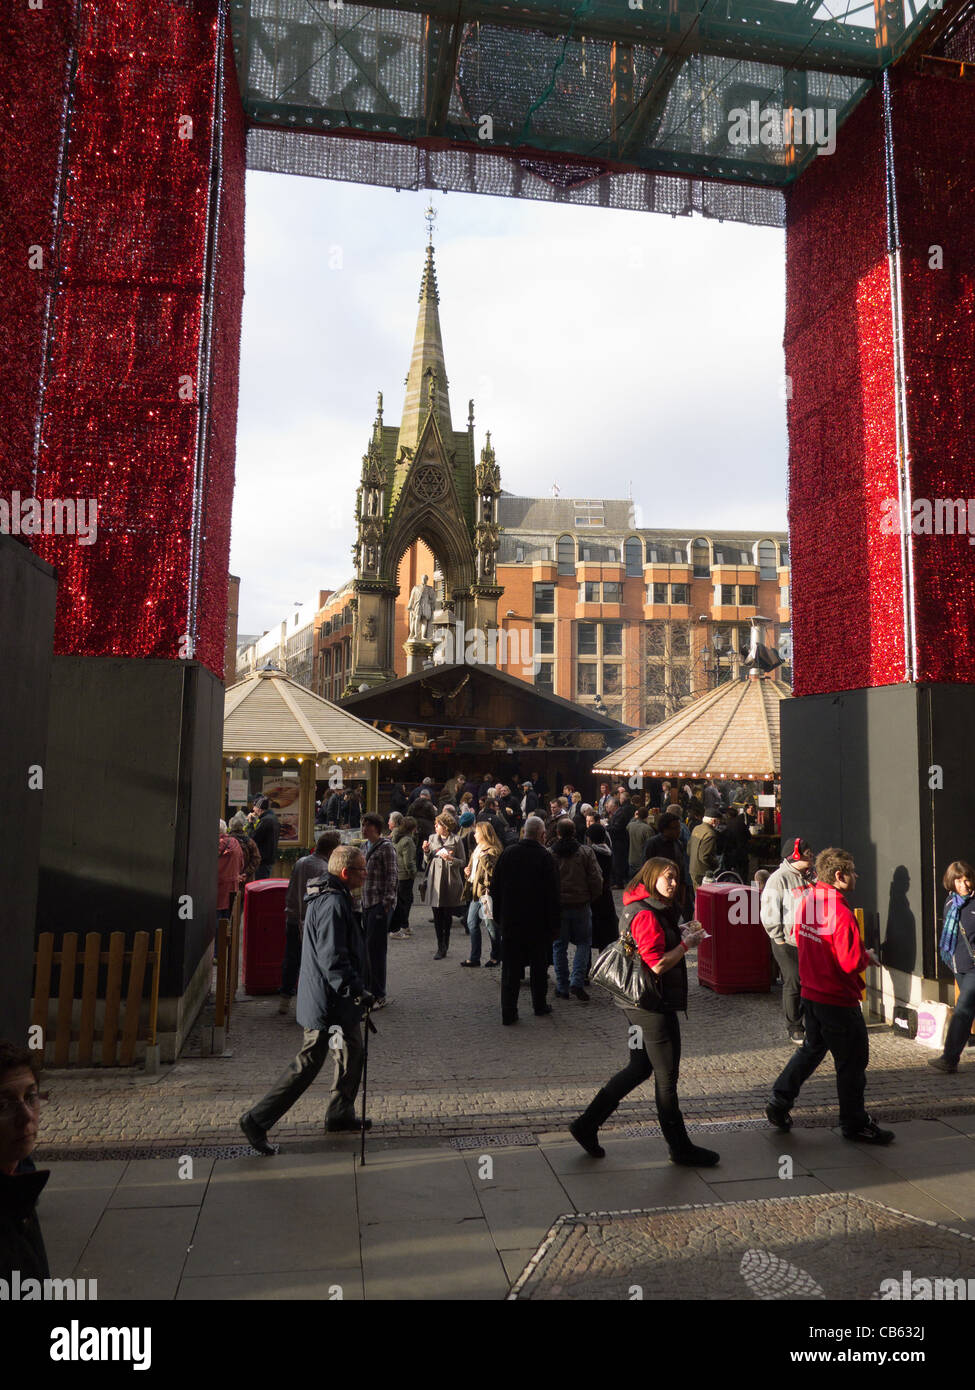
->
xmin=622 ymin=884 xmax=652 ymax=907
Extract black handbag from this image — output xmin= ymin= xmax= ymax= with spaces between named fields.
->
xmin=590 ymin=903 xmax=663 ymax=1011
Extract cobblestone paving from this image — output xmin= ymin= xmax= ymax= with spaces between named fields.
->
xmin=35 ymin=899 xmax=975 ymax=1156
xmin=510 ymin=1193 xmax=975 ymax=1300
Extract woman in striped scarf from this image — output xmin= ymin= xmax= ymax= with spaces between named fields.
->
xmin=932 ymin=861 xmax=975 ymax=1074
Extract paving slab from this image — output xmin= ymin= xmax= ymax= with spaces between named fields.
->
xmin=461 ymin=1144 xmax=562 ymax=1190
xmin=539 ymin=1134 xmax=676 ymax=1175
xmin=359 ymin=1217 xmax=510 ymax=1300
xmin=703 ymin=1175 xmax=829 ymax=1201
xmin=815 ymin=1167 xmax=965 ymax=1224
xmin=183 ymin=1153 xmax=359 ymax=1278
xmin=73 ymin=1206 xmax=199 ymax=1300
xmin=355 ymin=1148 xmax=483 ymax=1225
xmin=499 ymin=1248 xmax=537 ymax=1283
xmin=902 ymin=1165 xmax=975 ymax=1222
xmin=556 ymin=1162 xmax=716 ymax=1214
xmin=41 ymin=1160 xmax=127 ymax=1277
xmin=475 ymin=1181 xmax=575 ymax=1253
xmin=107 ymin=1156 xmax=215 ymax=1209
xmin=177 ymin=1269 xmax=363 ymax=1300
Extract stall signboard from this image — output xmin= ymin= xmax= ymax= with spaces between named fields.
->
xmin=227 ymin=776 xmax=249 ymax=807
xmin=757 ymin=794 xmax=776 ymax=808
xmin=263 ymin=772 xmax=300 ymax=843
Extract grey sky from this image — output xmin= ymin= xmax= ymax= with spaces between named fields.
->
xmin=231 ymin=172 xmax=788 ymax=635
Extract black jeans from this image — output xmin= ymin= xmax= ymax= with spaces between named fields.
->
xmin=280 ymin=917 xmax=302 ymax=996
xmin=610 ymin=837 xmax=629 ymax=888
xmin=363 ymin=903 xmax=391 ymax=997
xmin=771 ymin=998 xmax=869 ymax=1133
xmin=944 ymin=969 xmax=975 ymax=1063
xmin=389 ymin=878 xmax=414 ymax=933
xmin=249 ymin=1023 xmax=363 ymax=1130
xmin=771 ymin=942 xmax=802 ymax=1031
xmin=602 ymin=1009 xmax=683 ymax=1127
xmin=500 ymin=934 xmax=550 ymax=1020
xmin=433 ymin=905 xmax=454 ymax=952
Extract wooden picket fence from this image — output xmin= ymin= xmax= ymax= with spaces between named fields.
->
xmin=212 ymin=892 xmax=243 ymax=1051
xmin=32 ymin=930 xmax=162 ymax=1068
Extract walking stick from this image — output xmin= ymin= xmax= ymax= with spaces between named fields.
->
xmin=359 ymin=1008 xmax=377 ymax=1166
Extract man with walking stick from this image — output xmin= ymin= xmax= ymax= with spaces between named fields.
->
xmin=239 ymin=845 xmax=374 ymax=1154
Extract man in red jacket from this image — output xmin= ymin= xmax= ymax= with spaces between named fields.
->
xmin=765 ymin=847 xmax=894 ymax=1144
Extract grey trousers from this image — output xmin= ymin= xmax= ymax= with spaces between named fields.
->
xmin=249 ymin=1024 xmax=363 ymax=1130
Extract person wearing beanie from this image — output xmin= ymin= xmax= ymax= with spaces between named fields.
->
xmin=760 ymin=838 xmax=815 ymax=1044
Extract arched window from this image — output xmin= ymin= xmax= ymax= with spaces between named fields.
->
xmin=557 ymin=535 xmax=574 ymax=575
xmin=689 ymin=538 xmax=710 ymax=578
xmin=757 ymin=539 xmax=777 ymax=580
xmin=624 ymin=537 xmax=643 ymax=577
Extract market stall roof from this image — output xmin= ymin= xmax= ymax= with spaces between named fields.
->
xmin=224 ymin=666 xmax=410 ymax=761
xmin=593 ymin=673 xmax=791 ymax=780
xmin=340 ymin=661 xmax=631 ymax=744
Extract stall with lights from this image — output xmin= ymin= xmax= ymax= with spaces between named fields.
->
xmin=223 ymin=665 xmax=409 ymax=846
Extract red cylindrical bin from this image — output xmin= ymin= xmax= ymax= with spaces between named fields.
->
xmin=242 ymin=879 xmax=288 ymax=995
xmin=695 ymin=882 xmax=771 ymax=994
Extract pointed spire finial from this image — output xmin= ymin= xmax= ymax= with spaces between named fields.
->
xmin=425 ymin=201 xmax=437 ymax=247
xmin=376 ymin=390 xmax=383 ymax=419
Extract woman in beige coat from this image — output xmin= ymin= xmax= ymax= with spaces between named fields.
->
xmin=423 ymin=813 xmax=467 ymax=959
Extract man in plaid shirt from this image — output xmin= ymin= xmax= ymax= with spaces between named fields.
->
xmin=361 ymin=812 xmax=398 ymax=1009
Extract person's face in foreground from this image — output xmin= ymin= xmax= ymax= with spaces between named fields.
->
xmin=654 ymin=868 xmax=679 ymax=901
xmin=954 ymin=875 xmax=973 ymax=899
xmin=0 ymin=1067 xmax=40 ymax=1174
xmin=342 ymin=857 xmax=367 ymax=890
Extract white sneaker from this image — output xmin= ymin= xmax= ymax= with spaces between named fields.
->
xmin=389 ymin=930 xmax=408 ymax=940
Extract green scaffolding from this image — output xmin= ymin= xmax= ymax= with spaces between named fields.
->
xmin=230 ymin=0 xmax=965 ymax=225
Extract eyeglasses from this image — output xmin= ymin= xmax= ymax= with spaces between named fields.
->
xmin=0 ymin=1089 xmax=42 ymax=1119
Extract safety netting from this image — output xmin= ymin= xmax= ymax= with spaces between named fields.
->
xmin=230 ymin=0 xmax=951 ymax=227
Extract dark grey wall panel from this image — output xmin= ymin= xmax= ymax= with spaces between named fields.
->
xmin=0 ymin=538 xmax=56 ymax=1045
xmin=781 ymin=686 xmax=924 ymax=969
xmin=37 ymin=657 xmax=222 ymax=998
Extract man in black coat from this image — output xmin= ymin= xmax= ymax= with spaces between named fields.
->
xmin=250 ymin=795 xmax=280 ymax=879
xmin=608 ymin=790 xmax=636 ymax=888
xmin=0 ymin=1042 xmax=48 ymax=1284
xmin=491 ymin=816 xmax=561 ymax=1024
xmin=720 ymin=807 xmax=751 ymax=880
xmin=240 ymin=846 xmax=374 ymax=1152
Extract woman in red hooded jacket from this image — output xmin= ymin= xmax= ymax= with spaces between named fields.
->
xmin=569 ymin=857 xmax=720 ymax=1166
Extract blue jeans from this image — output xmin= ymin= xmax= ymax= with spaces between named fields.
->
xmin=553 ymin=904 xmax=592 ymax=992
xmin=467 ymin=898 xmax=498 ymax=964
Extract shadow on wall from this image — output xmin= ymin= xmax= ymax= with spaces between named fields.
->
xmin=883 ymin=864 xmax=917 ymax=976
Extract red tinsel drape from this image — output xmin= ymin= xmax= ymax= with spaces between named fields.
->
xmin=785 ymin=70 xmax=975 ymax=696
xmin=0 ymin=1 xmax=244 ymax=678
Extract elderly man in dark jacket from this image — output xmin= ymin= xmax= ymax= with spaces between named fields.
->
xmin=491 ymin=816 xmax=561 ymax=1024
xmin=279 ymin=830 xmax=341 ymax=1015
xmin=240 ymin=846 xmax=373 ymax=1152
